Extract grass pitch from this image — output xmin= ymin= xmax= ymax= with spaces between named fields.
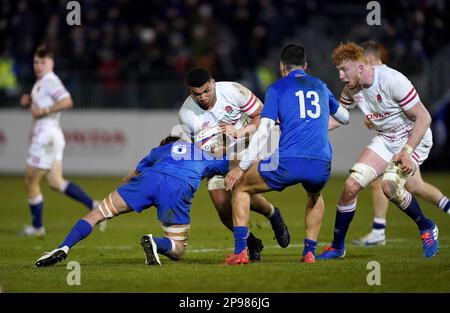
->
xmin=0 ymin=174 xmax=449 ymax=293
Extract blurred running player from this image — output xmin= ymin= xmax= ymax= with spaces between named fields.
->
xmin=20 ymin=45 xmax=102 ymax=237
xmin=317 ymin=42 xmax=438 ymax=260
xmin=353 ymin=41 xmax=450 ymax=246
xmin=35 ymin=136 xmax=234 ymax=267
xmin=224 ymin=44 xmax=349 ymax=265
xmin=178 ymin=67 xmax=290 ymax=262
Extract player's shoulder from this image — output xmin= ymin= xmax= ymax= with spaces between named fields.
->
xmin=377 ymin=65 xmax=408 ymax=85
xmin=216 ymin=81 xmax=248 ymax=95
xmin=41 ymin=72 xmax=63 ymax=84
xmin=216 ymin=81 xmax=252 ymax=103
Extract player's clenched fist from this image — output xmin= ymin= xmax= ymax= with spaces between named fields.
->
xmin=20 ymin=94 xmax=31 ymax=106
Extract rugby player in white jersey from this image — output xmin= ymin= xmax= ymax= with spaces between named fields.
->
xmin=20 ymin=45 xmax=103 ymax=236
xmin=317 ymin=42 xmax=439 ymax=259
xmin=178 ymin=67 xmax=290 ymax=261
xmin=353 ymin=41 xmax=450 ymax=247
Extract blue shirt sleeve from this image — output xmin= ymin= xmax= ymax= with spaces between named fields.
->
xmin=261 ymin=86 xmax=279 ymax=121
xmin=327 ymin=87 xmax=339 ymax=115
xmin=135 ymin=147 xmax=160 ymax=173
xmin=206 ymin=159 xmax=230 ymax=177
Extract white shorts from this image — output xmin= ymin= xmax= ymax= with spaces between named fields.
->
xmin=27 ymin=123 xmax=65 ymax=170
xmin=367 ymin=128 xmax=433 ymax=166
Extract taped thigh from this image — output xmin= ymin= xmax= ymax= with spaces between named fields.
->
xmin=97 ymin=193 xmax=120 ymax=220
xmin=349 ymin=163 xmax=378 ymax=188
xmin=207 ymin=175 xmax=225 ymax=190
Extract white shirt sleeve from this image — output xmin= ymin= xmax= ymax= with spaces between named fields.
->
xmin=45 ymin=77 xmax=70 ymax=102
xmin=232 ymin=82 xmax=261 ymax=116
xmin=239 ymin=117 xmax=275 ymax=171
xmin=339 ymin=88 xmax=357 ymax=110
xmin=389 ymin=72 xmax=421 ymax=111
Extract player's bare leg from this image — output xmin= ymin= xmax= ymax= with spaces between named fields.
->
xmin=35 ymin=191 xmax=131 ymax=267
xmin=301 ymin=192 xmax=324 ymax=263
xmin=208 ymin=188 xmax=263 ymax=261
xmin=405 ymin=169 xmax=450 ymax=214
xmin=46 ymin=160 xmax=97 ymax=212
xmin=224 ymin=161 xmax=271 ymax=265
xmin=354 ymin=177 xmax=388 ymax=246
xmin=318 ymin=149 xmax=388 ymax=259
xmin=23 ymin=165 xmax=48 ymax=236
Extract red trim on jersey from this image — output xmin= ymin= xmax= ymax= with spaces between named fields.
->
xmin=241 ymin=94 xmax=255 ymax=111
xmin=411 ymin=153 xmax=420 ymax=163
xmin=243 ymin=96 xmax=258 ymax=113
xmin=399 ymin=87 xmax=415 ymax=103
xmin=340 ymin=97 xmax=353 ymax=104
xmin=400 ymin=91 xmax=417 ymax=107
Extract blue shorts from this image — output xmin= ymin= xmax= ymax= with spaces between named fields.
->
xmin=258 ymin=156 xmax=331 ymax=193
xmin=117 ymin=170 xmax=194 ymax=225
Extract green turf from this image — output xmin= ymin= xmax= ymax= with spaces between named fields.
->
xmin=0 ymin=174 xmax=449 ymax=292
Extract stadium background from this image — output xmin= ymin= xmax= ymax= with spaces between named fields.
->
xmin=0 ymin=0 xmax=449 ymax=293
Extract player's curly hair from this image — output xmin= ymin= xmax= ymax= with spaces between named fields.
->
xmin=332 ymin=42 xmax=366 ymax=66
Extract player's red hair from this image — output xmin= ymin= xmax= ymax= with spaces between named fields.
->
xmin=332 ymin=42 xmax=367 ymax=66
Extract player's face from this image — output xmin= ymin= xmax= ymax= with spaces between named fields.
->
xmin=337 ymin=60 xmax=361 ymax=90
xmin=190 ymin=80 xmax=216 ymax=109
xmin=33 ymin=56 xmax=54 ymax=78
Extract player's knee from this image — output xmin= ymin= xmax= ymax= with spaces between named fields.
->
xmin=381 ymin=179 xmax=397 ymax=199
xmin=381 ymin=179 xmax=408 ymax=206
xmin=342 ymin=178 xmax=362 ymax=200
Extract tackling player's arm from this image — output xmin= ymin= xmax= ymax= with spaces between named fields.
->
xmin=225 ymin=86 xmax=278 ymax=190
xmin=327 ymin=87 xmax=350 ymax=130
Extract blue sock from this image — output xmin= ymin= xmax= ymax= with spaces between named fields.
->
xmin=58 ymin=219 xmax=93 ymax=248
xmin=234 ymin=226 xmax=248 ymax=254
xmin=303 ymin=239 xmax=317 ymax=256
xmin=332 ymin=203 xmax=356 ymax=250
xmin=398 ymin=194 xmax=433 ymax=231
xmin=372 ymin=221 xmax=386 ymax=230
xmin=63 ymin=182 xmax=94 ymax=210
xmin=29 ymin=200 xmax=44 ymax=228
xmin=153 ymin=237 xmax=172 ymax=254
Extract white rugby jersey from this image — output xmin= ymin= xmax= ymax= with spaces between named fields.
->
xmin=339 ymin=65 xmax=426 ymax=141
xmin=31 ymin=71 xmax=71 ymax=125
xmin=178 ymin=81 xmax=261 ymax=134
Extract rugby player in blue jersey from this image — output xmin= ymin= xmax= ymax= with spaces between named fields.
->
xmin=35 ymin=136 xmax=232 ymax=267
xmin=224 ymin=44 xmax=349 ymax=264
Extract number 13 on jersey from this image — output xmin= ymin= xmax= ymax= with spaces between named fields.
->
xmin=295 ymin=90 xmax=320 ymax=118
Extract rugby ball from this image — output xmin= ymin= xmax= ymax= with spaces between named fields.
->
xmin=194 ymin=126 xmax=223 ymax=153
